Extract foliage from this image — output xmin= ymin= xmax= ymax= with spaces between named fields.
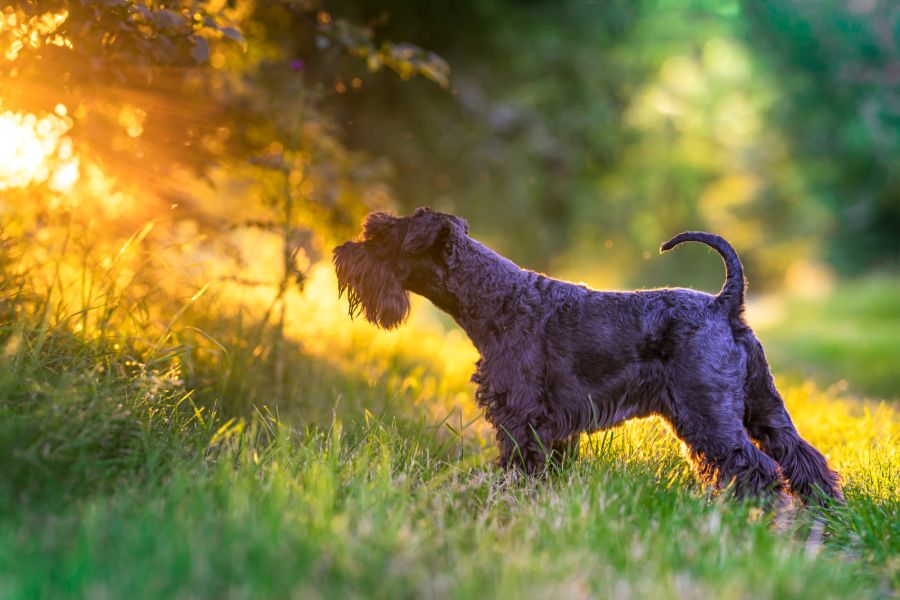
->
xmin=0 ymin=0 xmax=448 ymax=299
xmin=3 ymin=0 xmax=897 ymax=287
xmin=326 ymin=0 xmax=651 ymax=268
xmin=741 ymin=0 xmax=900 ymax=272
xmin=323 ymin=0 xmax=898 ymax=286
xmin=1 ymin=0 xmax=245 ymax=175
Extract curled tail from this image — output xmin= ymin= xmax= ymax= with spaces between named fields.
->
xmin=660 ymin=231 xmax=745 ymax=317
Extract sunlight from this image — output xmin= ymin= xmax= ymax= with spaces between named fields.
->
xmin=0 ymin=108 xmax=79 ymax=192
xmin=0 ymin=8 xmax=70 ymax=61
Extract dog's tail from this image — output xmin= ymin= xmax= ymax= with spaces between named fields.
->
xmin=660 ymin=231 xmax=745 ymax=317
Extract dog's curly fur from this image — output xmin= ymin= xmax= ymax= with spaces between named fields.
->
xmin=333 ymin=207 xmax=843 ymax=504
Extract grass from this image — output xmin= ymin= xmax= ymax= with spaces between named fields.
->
xmin=0 ymin=389 xmax=896 ymax=599
xmin=0 ymin=239 xmax=897 ymax=598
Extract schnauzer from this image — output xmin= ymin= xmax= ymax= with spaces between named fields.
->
xmin=333 ymin=207 xmax=843 ymax=504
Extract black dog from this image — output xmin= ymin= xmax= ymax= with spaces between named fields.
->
xmin=333 ymin=207 xmax=843 ymax=503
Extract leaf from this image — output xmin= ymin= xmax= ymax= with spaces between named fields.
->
xmin=419 ymin=53 xmax=450 ymax=88
xmin=220 ymin=26 xmax=245 ymax=48
xmin=151 ymin=8 xmax=189 ymax=33
xmin=190 ymin=35 xmax=209 ymax=64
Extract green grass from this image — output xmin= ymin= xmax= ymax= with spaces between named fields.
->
xmin=0 ymin=258 xmax=897 ymax=598
xmin=0 ymin=347 xmax=896 ymax=598
xmin=0 ymin=408 xmax=896 ymax=599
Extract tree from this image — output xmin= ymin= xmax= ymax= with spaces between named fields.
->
xmin=1 ymin=0 xmax=449 ymax=272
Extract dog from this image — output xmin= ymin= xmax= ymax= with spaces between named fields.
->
xmin=333 ymin=207 xmax=843 ymax=504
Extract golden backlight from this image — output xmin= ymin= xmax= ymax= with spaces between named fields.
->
xmin=0 ymin=107 xmax=78 ymax=192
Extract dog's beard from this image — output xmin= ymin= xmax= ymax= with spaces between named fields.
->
xmin=333 ymin=242 xmax=410 ymax=329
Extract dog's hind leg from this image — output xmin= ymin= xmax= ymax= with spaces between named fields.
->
xmin=665 ymin=383 xmax=787 ymax=501
xmin=742 ymin=339 xmax=844 ymax=505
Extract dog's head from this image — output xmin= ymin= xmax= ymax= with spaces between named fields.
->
xmin=332 ymin=207 xmax=469 ymax=329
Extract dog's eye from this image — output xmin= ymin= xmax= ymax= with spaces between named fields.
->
xmin=440 ymin=240 xmax=458 ymax=262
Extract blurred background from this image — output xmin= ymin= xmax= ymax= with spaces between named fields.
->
xmin=1 ymin=0 xmax=898 ymax=411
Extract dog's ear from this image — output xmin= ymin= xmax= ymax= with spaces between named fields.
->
xmin=362 ymin=211 xmax=396 ymax=241
xmin=402 ymin=208 xmax=468 ymax=254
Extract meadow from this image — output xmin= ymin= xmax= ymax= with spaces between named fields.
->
xmin=0 ymin=252 xmax=896 ymax=599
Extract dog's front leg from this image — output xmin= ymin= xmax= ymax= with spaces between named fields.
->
xmin=483 ymin=391 xmax=552 ymax=475
xmin=495 ymin=422 xmax=545 ymax=474
xmin=472 ymin=349 xmax=553 ymax=474
xmin=549 ymin=435 xmax=580 ymax=469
